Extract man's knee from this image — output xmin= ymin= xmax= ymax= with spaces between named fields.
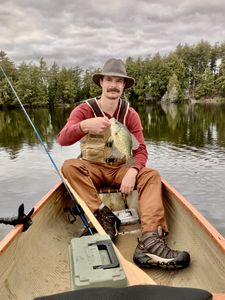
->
xmin=62 ymin=159 xmax=77 ymax=174
xmin=141 ymin=167 xmax=160 ymax=178
xmin=62 ymin=159 xmax=89 ymax=177
xmin=150 ymin=169 xmax=161 ymax=178
xmin=138 ymin=168 xmax=161 ymax=185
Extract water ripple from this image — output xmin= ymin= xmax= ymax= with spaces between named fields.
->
xmin=147 ymin=141 xmax=225 ymax=237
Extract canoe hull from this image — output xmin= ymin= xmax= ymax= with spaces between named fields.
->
xmin=0 ymin=180 xmax=225 ymax=299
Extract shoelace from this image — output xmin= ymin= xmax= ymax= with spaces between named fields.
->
xmin=101 ymin=214 xmax=116 ymax=225
xmin=96 ymin=210 xmax=116 ymax=224
xmin=142 ymin=235 xmax=179 ymax=259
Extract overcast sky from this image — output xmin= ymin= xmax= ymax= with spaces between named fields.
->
xmin=1 ymin=0 xmax=225 ymax=69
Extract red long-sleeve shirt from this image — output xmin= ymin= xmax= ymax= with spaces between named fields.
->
xmin=58 ymin=101 xmax=148 ymax=170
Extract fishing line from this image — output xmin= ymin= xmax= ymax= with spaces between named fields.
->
xmin=0 ymin=64 xmax=93 ymax=235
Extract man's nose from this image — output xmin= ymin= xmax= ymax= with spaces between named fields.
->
xmin=110 ymin=80 xmax=117 ymax=87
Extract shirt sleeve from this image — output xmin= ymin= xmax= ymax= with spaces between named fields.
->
xmin=126 ymin=108 xmax=148 ymax=170
xmin=57 ymin=103 xmax=93 ymax=146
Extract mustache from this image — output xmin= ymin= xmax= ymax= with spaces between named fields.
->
xmin=107 ymin=88 xmax=120 ymax=93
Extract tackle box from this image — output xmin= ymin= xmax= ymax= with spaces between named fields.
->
xmin=114 ymin=208 xmax=139 ymax=225
xmin=69 ymin=234 xmax=128 ymax=290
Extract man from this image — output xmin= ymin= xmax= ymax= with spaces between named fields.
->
xmin=58 ymin=58 xmax=190 ymax=270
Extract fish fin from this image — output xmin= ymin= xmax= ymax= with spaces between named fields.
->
xmin=131 ymin=134 xmax=139 ymax=150
xmin=105 ymin=136 xmax=127 ymax=161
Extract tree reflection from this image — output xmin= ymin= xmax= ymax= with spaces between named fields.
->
xmin=0 ymin=102 xmax=225 ymax=160
xmin=137 ymin=102 xmax=225 ymax=150
xmin=0 ymin=106 xmax=74 ymax=159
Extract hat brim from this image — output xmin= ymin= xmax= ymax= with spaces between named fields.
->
xmin=92 ymin=72 xmax=135 ymax=89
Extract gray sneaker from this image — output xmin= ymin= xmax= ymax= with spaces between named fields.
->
xmin=133 ymin=227 xmax=190 ymax=269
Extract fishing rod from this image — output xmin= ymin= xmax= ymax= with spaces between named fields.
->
xmin=0 ymin=64 xmax=93 ymax=235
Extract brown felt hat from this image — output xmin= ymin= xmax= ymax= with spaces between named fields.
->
xmin=92 ymin=58 xmax=135 ymax=89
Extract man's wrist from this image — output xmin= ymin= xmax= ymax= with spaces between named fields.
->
xmin=80 ymin=120 xmax=89 ymax=133
xmin=129 ymin=167 xmax=139 ymax=175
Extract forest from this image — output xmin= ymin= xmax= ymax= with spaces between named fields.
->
xmin=1 ymin=40 xmax=225 ymax=107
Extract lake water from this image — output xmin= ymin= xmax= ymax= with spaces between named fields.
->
xmin=0 ymin=101 xmax=225 ymax=240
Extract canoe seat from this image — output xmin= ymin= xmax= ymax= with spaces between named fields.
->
xmin=96 ymin=185 xmax=138 ymax=212
xmin=97 ymin=185 xmax=120 ymax=194
xmin=34 ymin=285 xmax=212 ymax=300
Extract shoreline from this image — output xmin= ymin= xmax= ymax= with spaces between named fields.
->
xmin=189 ymin=97 xmax=225 ymax=104
xmin=1 ymin=97 xmax=225 ymax=110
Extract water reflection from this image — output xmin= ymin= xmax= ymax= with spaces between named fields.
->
xmin=134 ymin=102 xmax=225 ymax=149
xmin=0 ymin=107 xmax=71 ymax=159
xmin=1 ymin=102 xmax=225 ymax=154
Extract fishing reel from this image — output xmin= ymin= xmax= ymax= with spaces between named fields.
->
xmin=0 ymin=203 xmax=34 ymax=232
xmin=64 ymin=204 xmax=84 ymax=224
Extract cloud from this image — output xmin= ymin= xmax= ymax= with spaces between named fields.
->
xmin=0 ymin=0 xmax=225 ymax=69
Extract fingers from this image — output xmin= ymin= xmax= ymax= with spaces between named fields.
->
xmin=103 ymin=116 xmax=110 ymax=123
xmin=120 ymin=185 xmax=134 ymax=195
xmin=86 ymin=117 xmax=110 ymax=134
xmin=97 ymin=118 xmax=110 ymax=133
xmin=101 ymin=117 xmax=110 ymax=128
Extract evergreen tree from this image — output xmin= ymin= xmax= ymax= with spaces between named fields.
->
xmin=0 ymin=51 xmax=17 ymax=105
xmin=15 ymin=62 xmax=33 ymax=106
xmin=216 ymin=60 xmax=225 ymax=97
xmin=195 ymin=68 xmax=215 ymax=99
xmin=48 ymin=62 xmax=61 ymax=106
xmin=165 ymin=52 xmax=187 ymax=93
xmin=164 ymin=73 xmax=182 ymax=102
xmin=147 ymin=53 xmax=171 ymax=100
xmin=58 ymin=67 xmax=82 ymax=104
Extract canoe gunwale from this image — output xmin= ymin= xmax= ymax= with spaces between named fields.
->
xmin=0 ymin=181 xmax=63 ymax=255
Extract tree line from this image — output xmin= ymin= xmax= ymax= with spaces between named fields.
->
xmin=1 ymin=40 xmax=225 ymax=107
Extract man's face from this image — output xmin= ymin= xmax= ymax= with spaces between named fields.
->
xmin=100 ymin=76 xmax=126 ymax=100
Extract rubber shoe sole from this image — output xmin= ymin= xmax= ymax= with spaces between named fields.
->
xmin=133 ymin=250 xmax=190 ymax=270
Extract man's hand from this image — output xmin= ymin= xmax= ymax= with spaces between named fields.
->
xmin=80 ymin=117 xmax=110 ymax=134
xmin=120 ymin=168 xmax=138 ymax=195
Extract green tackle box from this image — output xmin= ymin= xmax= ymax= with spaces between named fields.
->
xmin=69 ymin=234 xmax=128 ymax=290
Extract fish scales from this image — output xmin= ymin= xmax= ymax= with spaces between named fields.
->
xmin=109 ymin=118 xmax=133 ymax=161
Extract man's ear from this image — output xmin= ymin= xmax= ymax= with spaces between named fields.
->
xmin=99 ymin=77 xmax=103 ymax=87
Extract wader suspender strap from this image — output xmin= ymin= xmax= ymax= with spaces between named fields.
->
xmin=117 ymin=99 xmax=129 ymax=124
xmin=86 ymin=98 xmax=129 ymax=123
xmin=86 ymin=98 xmax=104 ymax=117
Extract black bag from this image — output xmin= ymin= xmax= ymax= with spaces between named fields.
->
xmin=34 ymin=284 xmax=212 ymax=300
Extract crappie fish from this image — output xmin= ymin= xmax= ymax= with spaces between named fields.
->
xmin=108 ymin=118 xmax=139 ymax=162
